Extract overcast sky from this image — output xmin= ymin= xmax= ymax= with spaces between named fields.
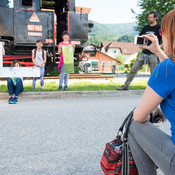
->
xmin=75 ymin=0 xmax=140 ymax=24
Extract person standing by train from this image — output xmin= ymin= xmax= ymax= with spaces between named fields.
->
xmin=32 ymin=40 xmax=46 ymax=90
xmin=58 ymin=31 xmax=75 ymax=91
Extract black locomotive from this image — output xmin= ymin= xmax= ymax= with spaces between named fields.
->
xmin=0 ymin=0 xmax=94 ymax=73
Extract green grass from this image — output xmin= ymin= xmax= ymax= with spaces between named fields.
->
xmin=0 ymin=79 xmax=147 ymax=92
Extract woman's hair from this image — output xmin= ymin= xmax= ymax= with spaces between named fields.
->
xmin=36 ymin=40 xmax=43 ymax=44
xmin=62 ymin=31 xmax=70 ymax=38
xmin=161 ymin=9 xmax=175 ymax=62
xmin=11 ymin=60 xmax=20 ymax=67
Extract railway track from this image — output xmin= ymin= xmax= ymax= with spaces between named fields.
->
xmin=45 ymin=74 xmax=115 ymax=79
xmin=0 ymin=74 xmax=115 ymax=81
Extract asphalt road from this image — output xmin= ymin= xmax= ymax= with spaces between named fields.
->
xmin=0 ymin=96 xmax=170 ymax=175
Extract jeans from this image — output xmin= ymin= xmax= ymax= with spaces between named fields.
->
xmin=59 ymin=64 xmax=69 ymax=87
xmin=124 ymin=52 xmax=158 ymax=87
xmin=7 ymin=78 xmax=23 ymax=96
xmin=32 ymin=66 xmax=45 ymax=90
xmin=128 ymin=120 xmax=175 ymax=175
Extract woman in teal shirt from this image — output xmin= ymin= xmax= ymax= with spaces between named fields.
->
xmin=128 ymin=9 xmax=175 ymax=175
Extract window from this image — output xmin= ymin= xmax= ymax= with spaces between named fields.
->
xmin=102 ymin=61 xmax=105 ymax=68
xmin=92 ymin=62 xmax=99 ymax=69
xmin=41 ymin=0 xmax=55 ymax=9
xmin=90 ymin=53 xmax=96 ymax=57
xmin=112 ymin=49 xmax=116 ymax=53
xmin=112 ymin=61 xmax=115 ymax=66
xmin=107 ymin=61 xmax=110 ymax=68
xmin=22 ymin=0 xmax=32 ymax=6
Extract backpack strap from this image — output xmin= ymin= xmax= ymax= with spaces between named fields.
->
xmin=42 ymin=49 xmax=44 ymax=60
xmin=34 ymin=49 xmax=45 ymax=60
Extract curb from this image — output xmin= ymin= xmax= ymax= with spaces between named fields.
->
xmin=0 ymin=90 xmax=144 ymax=100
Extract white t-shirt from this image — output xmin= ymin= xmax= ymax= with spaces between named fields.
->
xmin=32 ymin=49 xmax=46 ymax=67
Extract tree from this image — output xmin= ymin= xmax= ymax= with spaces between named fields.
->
xmin=116 ymin=55 xmax=125 ymax=65
xmin=132 ymin=0 xmax=175 ymax=32
xmin=117 ymin=35 xmax=134 ymax=42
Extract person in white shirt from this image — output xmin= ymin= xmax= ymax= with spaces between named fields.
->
xmin=32 ymin=40 xmax=46 ymax=90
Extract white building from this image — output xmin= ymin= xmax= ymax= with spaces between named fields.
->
xmin=101 ymin=41 xmax=140 ymax=64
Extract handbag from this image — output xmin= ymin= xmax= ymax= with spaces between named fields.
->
xmin=100 ymin=109 xmax=139 ymax=175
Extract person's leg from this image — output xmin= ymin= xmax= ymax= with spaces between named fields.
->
xmin=13 ymin=78 xmax=23 ymax=103
xmin=117 ymin=53 xmax=144 ymax=90
xmin=40 ymin=67 xmax=45 ymax=90
xmin=15 ymin=78 xmax=23 ymax=96
xmin=59 ymin=64 xmax=65 ymax=89
xmin=148 ymin=54 xmax=158 ymax=74
xmin=7 ymin=78 xmax=14 ymax=96
xmin=124 ymin=53 xmax=144 ymax=86
xmin=129 ymin=132 xmax=157 ymax=175
xmin=128 ymin=120 xmax=175 ymax=175
xmin=32 ymin=77 xmax=37 ymax=90
xmin=64 ymin=73 xmax=69 ymax=87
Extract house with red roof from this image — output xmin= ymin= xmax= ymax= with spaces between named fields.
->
xmin=81 ymin=45 xmax=120 ymax=73
xmin=101 ymin=41 xmax=140 ymax=64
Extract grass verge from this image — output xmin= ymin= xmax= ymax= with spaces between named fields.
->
xmin=0 ymin=79 xmax=147 ymax=92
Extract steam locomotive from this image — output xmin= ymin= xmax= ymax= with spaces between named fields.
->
xmin=0 ymin=0 xmax=94 ymax=73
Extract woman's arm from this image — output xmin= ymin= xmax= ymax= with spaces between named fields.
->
xmin=32 ymin=52 xmax=38 ymax=67
xmin=58 ymin=44 xmax=62 ymax=55
xmin=2 ymin=42 xmax=5 ymax=55
xmin=134 ymin=85 xmax=164 ymax=122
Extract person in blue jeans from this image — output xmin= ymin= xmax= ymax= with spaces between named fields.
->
xmin=58 ymin=31 xmax=75 ymax=91
xmin=128 ymin=9 xmax=175 ymax=175
xmin=7 ymin=60 xmax=23 ymax=104
xmin=32 ymin=40 xmax=46 ymax=90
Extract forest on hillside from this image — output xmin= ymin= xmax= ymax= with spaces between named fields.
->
xmin=85 ymin=21 xmax=138 ymax=46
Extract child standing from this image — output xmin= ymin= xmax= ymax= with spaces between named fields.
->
xmin=58 ymin=31 xmax=75 ymax=91
xmin=7 ymin=60 xmax=23 ymax=104
xmin=32 ymin=40 xmax=46 ymax=90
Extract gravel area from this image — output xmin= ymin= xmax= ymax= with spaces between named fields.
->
xmin=0 ymin=96 xmax=169 ymax=175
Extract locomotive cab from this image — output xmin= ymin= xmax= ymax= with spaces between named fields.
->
xmin=0 ymin=0 xmax=94 ymax=73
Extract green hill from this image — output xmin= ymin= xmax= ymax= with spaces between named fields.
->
xmin=87 ymin=21 xmax=139 ymax=46
xmin=91 ymin=21 xmax=138 ymax=36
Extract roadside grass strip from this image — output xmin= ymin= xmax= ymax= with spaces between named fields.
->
xmin=0 ymin=78 xmax=148 ymax=92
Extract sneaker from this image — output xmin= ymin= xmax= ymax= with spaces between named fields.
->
xmin=117 ymin=85 xmax=129 ymax=90
xmin=58 ymin=86 xmax=63 ymax=91
xmin=64 ymin=86 xmax=69 ymax=91
xmin=13 ymin=96 xmax=18 ymax=104
xmin=8 ymin=96 xmax=14 ymax=104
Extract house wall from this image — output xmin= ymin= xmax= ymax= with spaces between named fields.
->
xmin=123 ymin=52 xmax=138 ymax=64
xmin=86 ymin=51 xmax=119 ymax=73
xmin=102 ymin=47 xmax=139 ymax=65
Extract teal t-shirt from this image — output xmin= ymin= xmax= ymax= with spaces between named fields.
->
xmin=148 ymin=58 xmax=175 ymax=144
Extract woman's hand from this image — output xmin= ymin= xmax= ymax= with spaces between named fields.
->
xmin=142 ymin=33 xmax=161 ymax=55
xmin=153 ymin=107 xmax=166 ymax=123
xmin=142 ymin=34 xmax=168 ymax=62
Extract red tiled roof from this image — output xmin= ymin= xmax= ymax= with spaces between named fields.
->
xmin=102 ymin=41 xmax=112 ymax=52
xmin=102 ymin=42 xmax=140 ymax=54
